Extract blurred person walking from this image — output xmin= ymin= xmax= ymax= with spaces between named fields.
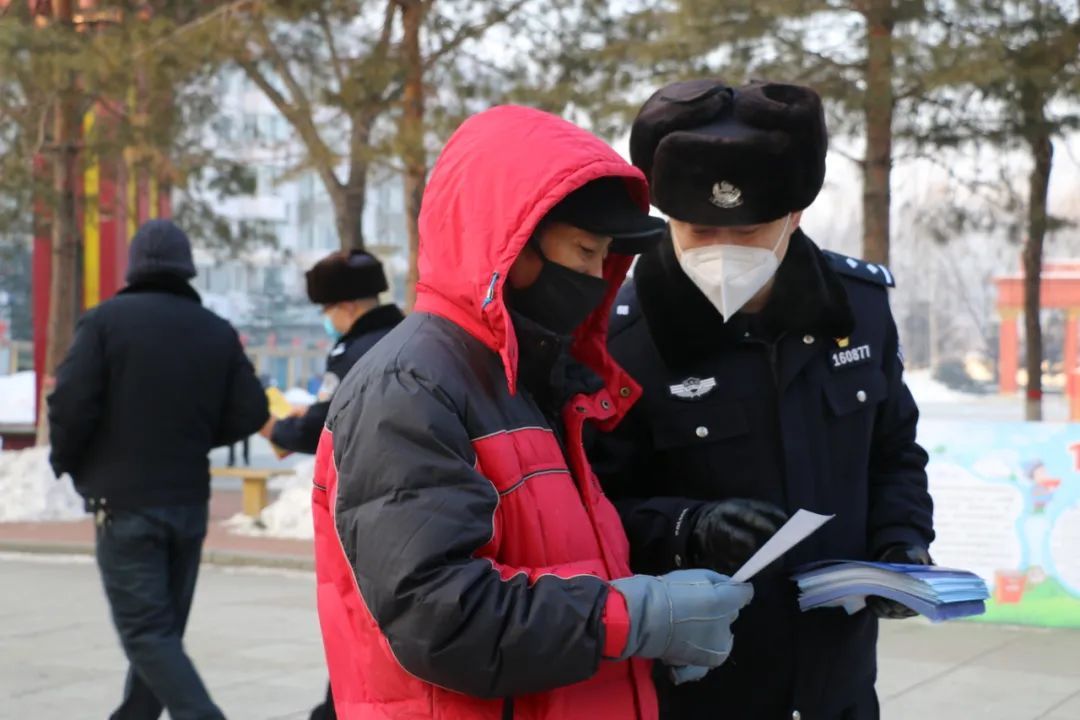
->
xmin=49 ymin=219 xmax=269 ymax=720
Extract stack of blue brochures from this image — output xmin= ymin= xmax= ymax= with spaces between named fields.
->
xmin=793 ymin=561 xmax=989 ymax=622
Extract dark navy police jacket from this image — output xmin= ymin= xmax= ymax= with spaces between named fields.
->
xmin=590 ymin=229 xmax=934 ymax=720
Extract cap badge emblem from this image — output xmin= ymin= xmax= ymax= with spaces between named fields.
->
xmin=710 ymin=181 xmax=743 ymax=209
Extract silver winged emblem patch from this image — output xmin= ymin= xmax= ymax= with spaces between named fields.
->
xmin=710 ymin=181 xmax=743 ymax=209
xmin=669 ymin=376 xmax=718 ymax=400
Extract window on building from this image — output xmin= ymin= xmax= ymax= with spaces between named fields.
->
xmin=256 ymin=166 xmax=274 ymax=194
xmin=243 ymin=114 xmax=259 ymax=141
xmin=258 ymin=115 xmax=275 ymax=143
xmin=207 ymin=265 xmax=225 ymax=294
xmin=216 ymin=117 xmax=234 ymax=143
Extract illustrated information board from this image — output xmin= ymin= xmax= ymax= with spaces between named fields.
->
xmin=920 ymin=419 xmax=1080 ymax=627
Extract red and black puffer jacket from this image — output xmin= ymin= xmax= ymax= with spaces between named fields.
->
xmin=311 ymin=105 xmax=659 ymax=719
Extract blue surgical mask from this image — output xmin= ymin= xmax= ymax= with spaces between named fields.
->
xmin=323 ymin=315 xmax=343 ymax=342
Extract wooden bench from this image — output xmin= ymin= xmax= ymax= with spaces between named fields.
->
xmin=211 ymin=467 xmax=293 ymax=519
xmin=0 ymin=422 xmax=36 ymax=451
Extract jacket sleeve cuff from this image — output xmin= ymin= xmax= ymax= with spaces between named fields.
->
xmin=601 ymin=586 xmax=631 ymax=660
xmin=269 ymin=418 xmax=298 ymax=452
xmin=673 ymin=502 xmax=708 ymax=569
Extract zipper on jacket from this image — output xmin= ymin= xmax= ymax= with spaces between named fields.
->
xmin=742 ymin=330 xmax=789 ymax=509
xmin=767 ymin=339 xmax=781 ymax=388
xmin=502 ymin=697 xmax=514 ymax=719
xmin=482 ymin=271 xmax=499 ymax=308
xmin=740 ymin=332 xmax=783 ymax=389
xmin=766 ymin=330 xmax=788 ymax=388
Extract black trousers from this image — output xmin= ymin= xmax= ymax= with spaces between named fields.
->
xmin=309 ymin=681 xmax=337 ymax=720
xmin=95 ymin=504 xmax=225 ymax=720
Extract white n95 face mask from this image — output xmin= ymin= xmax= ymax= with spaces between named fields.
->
xmin=674 ymin=213 xmax=791 ymax=322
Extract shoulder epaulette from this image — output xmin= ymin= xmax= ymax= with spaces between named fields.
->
xmin=822 ymin=250 xmax=895 ymax=288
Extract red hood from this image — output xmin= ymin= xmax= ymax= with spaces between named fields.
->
xmin=414 ymin=105 xmax=650 ymax=401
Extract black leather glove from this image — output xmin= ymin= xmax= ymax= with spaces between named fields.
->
xmin=688 ymin=499 xmax=789 ymax=575
xmin=868 ymin=544 xmax=934 ymax=619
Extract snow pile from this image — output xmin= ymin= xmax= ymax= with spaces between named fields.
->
xmin=0 ymin=372 xmax=35 ymax=425
xmin=224 ymin=458 xmax=315 ymax=540
xmin=283 ymin=387 xmax=316 ymax=406
xmin=0 ymin=447 xmax=84 ymax=522
xmin=904 ymin=370 xmax=967 ymax=404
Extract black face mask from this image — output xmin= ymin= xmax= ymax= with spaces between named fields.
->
xmin=507 ymin=254 xmax=609 ymax=336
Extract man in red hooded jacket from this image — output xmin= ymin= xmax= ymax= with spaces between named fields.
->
xmin=310 ymin=105 xmax=756 ymax=719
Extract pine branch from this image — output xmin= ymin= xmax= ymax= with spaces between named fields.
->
xmin=132 ymin=0 xmax=257 ymax=61
xmin=316 ymin=6 xmax=348 ymax=92
xmin=354 ymin=0 xmax=399 ymax=108
xmin=376 ymin=0 xmax=397 ymax=58
xmin=422 ymin=0 xmax=533 ymax=72
xmin=774 ymin=32 xmax=864 ymax=73
xmin=234 ymin=51 xmax=342 ymax=194
xmin=248 ymin=14 xmax=315 ymax=121
xmin=829 ymin=143 xmax=866 ymax=167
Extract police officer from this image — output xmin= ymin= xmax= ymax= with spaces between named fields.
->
xmin=263 ymin=249 xmax=403 ymax=456
xmin=260 ymin=248 xmax=403 ymax=720
xmin=589 ymin=80 xmax=935 ymax=719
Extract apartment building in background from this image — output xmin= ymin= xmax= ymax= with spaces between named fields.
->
xmin=187 ymin=71 xmax=409 ymax=389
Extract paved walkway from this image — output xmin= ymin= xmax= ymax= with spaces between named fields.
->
xmin=878 ymin=619 xmax=1080 ymax=719
xmin=3 ymin=553 xmax=1080 ymax=720
xmin=1 ymin=553 xmax=325 ymax=720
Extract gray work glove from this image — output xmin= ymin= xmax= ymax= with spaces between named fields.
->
xmin=610 ymin=569 xmax=753 ymax=680
xmin=669 ymin=664 xmax=710 ymax=684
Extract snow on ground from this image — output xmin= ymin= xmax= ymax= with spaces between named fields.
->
xmin=0 ymin=447 xmax=84 ymax=522
xmin=223 ymin=458 xmax=315 ymax=540
xmin=0 ymin=367 xmax=987 ymax=532
xmin=903 ymin=369 xmax=971 ymax=404
xmin=0 ymin=372 xmax=35 ymax=425
xmin=283 ymin=387 xmax=315 ymax=406
xmin=226 ymin=373 xmax=983 ymax=541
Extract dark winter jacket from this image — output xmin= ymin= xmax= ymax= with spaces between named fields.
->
xmin=269 ymin=304 xmax=403 ymax=454
xmin=589 ymin=229 xmax=934 ymax=720
xmin=311 ymin=105 xmax=658 ymax=720
xmin=48 ymin=276 xmax=269 ymax=509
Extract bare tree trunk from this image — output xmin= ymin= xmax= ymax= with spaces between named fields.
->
xmin=861 ymin=0 xmax=894 ymax=266
xmin=1022 ymin=128 xmax=1053 ymax=421
xmin=336 ymin=111 xmax=375 ymax=252
xmin=400 ymin=0 xmax=427 ymax=312
xmin=37 ymin=0 xmax=80 ymax=445
xmin=333 ymin=174 xmax=368 ymax=251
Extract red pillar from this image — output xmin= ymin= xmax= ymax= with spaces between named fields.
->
xmin=1066 ymin=309 xmax=1079 ymax=384
xmin=98 ymin=153 xmax=122 ymax=299
xmin=1066 ymin=309 xmax=1080 ymax=419
xmin=31 ymin=154 xmax=51 ymax=423
xmin=136 ymin=165 xmax=150 ymax=226
xmin=999 ymin=308 xmax=1020 ymax=394
xmin=157 ymin=181 xmax=172 ymax=219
